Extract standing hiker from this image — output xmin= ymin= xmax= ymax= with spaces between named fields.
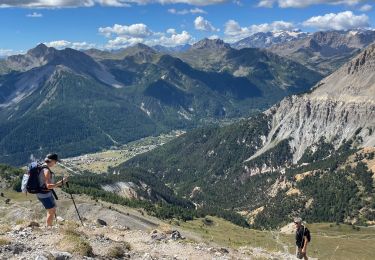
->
xmin=294 ymin=217 xmax=311 ymax=260
xmin=37 ymin=153 xmax=68 ymax=227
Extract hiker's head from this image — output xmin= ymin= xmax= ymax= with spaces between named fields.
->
xmin=294 ymin=217 xmax=302 ymax=228
xmin=44 ymin=153 xmax=60 ymax=167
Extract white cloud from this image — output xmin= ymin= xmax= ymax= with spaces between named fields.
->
xmin=224 ymin=20 xmax=251 ymax=38
xmin=359 ymin=4 xmax=372 ymax=11
xmin=208 ymin=34 xmax=220 ymax=39
xmin=194 ymin=16 xmax=219 ymax=32
xmin=302 ymin=11 xmax=369 ymax=30
xmin=105 ymin=36 xmax=145 ymax=49
xmin=168 ymin=7 xmax=206 ymax=15
xmin=258 ymin=0 xmax=363 ymax=8
xmin=96 ymin=0 xmax=130 ymax=7
xmin=99 ymin=23 xmax=152 ymax=38
xmin=126 ymin=0 xmax=227 ymax=5
xmin=257 ymin=0 xmax=275 ymax=7
xmin=0 ymin=0 xmax=96 ymax=8
xmin=45 ymin=40 xmax=96 ymax=50
xmin=26 ymin=12 xmax=43 ymax=17
xmin=99 ymin=23 xmax=193 ymax=49
xmin=0 ymin=49 xmax=18 ymax=57
xmin=0 ymin=0 xmax=228 ymax=8
xmin=167 ymin=28 xmax=177 ymax=34
xmin=148 ymin=30 xmax=192 ymax=46
xmin=224 ymin=19 xmax=296 ymax=42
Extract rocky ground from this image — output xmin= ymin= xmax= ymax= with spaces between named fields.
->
xmin=0 ymin=191 xmax=306 ymax=260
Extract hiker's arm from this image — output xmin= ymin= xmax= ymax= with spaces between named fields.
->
xmin=302 ymin=235 xmax=308 ymax=253
xmin=44 ymin=170 xmax=65 ymax=189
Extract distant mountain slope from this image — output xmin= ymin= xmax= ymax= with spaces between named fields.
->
xmin=268 ymin=30 xmax=375 ymax=75
xmin=232 ymin=30 xmax=309 ymax=49
xmin=152 ymin=44 xmax=191 ymax=53
xmin=176 ymin=38 xmax=322 ymax=92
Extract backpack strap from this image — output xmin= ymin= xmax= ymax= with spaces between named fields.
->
xmin=300 ymin=226 xmax=306 ymax=248
xmin=40 ymin=165 xmax=58 ymax=200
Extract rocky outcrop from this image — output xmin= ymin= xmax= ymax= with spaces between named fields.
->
xmin=102 ymin=181 xmax=142 ymax=200
xmin=251 ymin=44 xmax=375 ymax=163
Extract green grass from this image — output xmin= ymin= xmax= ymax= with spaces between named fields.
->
xmin=180 ymin=217 xmax=375 ymax=260
xmin=281 ymin=223 xmax=375 ymax=260
xmin=59 ymin=225 xmax=93 ymax=256
xmin=1 ymin=190 xmax=38 ymax=202
xmin=180 ymin=217 xmax=286 ymax=251
xmin=57 ymin=131 xmax=182 ymax=174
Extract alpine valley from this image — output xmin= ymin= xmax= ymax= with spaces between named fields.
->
xmin=0 ymin=39 xmax=322 ymax=165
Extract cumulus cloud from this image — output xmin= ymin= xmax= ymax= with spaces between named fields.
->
xmin=0 ymin=49 xmax=21 ymax=57
xmin=208 ymin=34 xmax=220 ymax=39
xmin=96 ymin=0 xmax=130 ymax=7
xmin=258 ymin=0 xmax=363 ymax=8
xmin=224 ymin=19 xmax=296 ymax=42
xmin=105 ymin=36 xmax=145 ymax=49
xmin=0 ymin=0 xmax=228 ymax=8
xmin=168 ymin=7 xmax=206 ymax=15
xmin=99 ymin=23 xmax=152 ymax=38
xmin=26 ymin=12 xmax=43 ymax=17
xmin=45 ymin=40 xmax=96 ymax=50
xmin=126 ymin=0 xmax=227 ymax=5
xmin=99 ymin=23 xmax=193 ymax=49
xmin=302 ymin=11 xmax=369 ymax=30
xmin=194 ymin=16 xmax=219 ymax=32
xmin=148 ymin=31 xmax=192 ymax=46
xmin=166 ymin=28 xmax=177 ymax=34
xmin=0 ymin=0 xmax=95 ymax=8
xmin=359 ymin=4 xmax=372 ymax=11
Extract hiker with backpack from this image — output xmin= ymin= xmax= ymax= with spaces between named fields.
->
xmin=294 ymin=217 xmax=311 ymax=260
xmin=22 ymin=154 xmax=68 ymax=227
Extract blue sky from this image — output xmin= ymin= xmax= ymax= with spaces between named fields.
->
xmin=0 ymin=0 xmax=374 ymax=55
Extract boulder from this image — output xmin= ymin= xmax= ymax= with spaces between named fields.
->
xmin=28 ymin=221 xmax=40 ymax=228
xmin=51 ymin=251 xmax=73 ymax=260
xmin=96 ymin=219 xmax=107 ymax=226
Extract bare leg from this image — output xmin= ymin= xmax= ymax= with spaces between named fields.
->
xmin=46 ymin=207 xmax=56 ymax=227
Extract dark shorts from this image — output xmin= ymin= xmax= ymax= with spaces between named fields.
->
xmin=38 ymin=196 xmax=56 ymax=209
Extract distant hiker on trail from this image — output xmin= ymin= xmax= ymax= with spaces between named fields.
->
xmin=36 ymin=154 xmax=68 ymax=227
xmin=294 ymin=217 xmax=311 ymax=260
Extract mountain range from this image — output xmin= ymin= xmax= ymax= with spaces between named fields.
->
xmin=232 ymin=30 xmax=309 ymax=49
xmin=233 ymin=29 xmax=375 ymax=75
xmin=0 ymin=39 xmax=321 ymax=165
xmin=120 ymin=43 xmax=375 ymax=228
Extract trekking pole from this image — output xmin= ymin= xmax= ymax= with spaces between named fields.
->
xmin=57 ymin=162 xmax=84 ymax=226
xmin=65 ymin=182 xmax=84 ymax=226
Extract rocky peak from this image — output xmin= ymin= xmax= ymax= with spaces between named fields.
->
xmin=310 ymin=43 xmax=375 ymax=102
xmin=26 ymin=43 xmax=52 ymax=57
xmin=346 ymin=43 xmax=375 ymax=74
xmin=232 ymin=30 xmax=309 ymax=49
xmin=127 ymin=43 xmax=156 ymax=54
xmin=310 ymin=30 xmax=375 ymax=49
xmin=192 ymin=38 xmax=231 ymax=50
